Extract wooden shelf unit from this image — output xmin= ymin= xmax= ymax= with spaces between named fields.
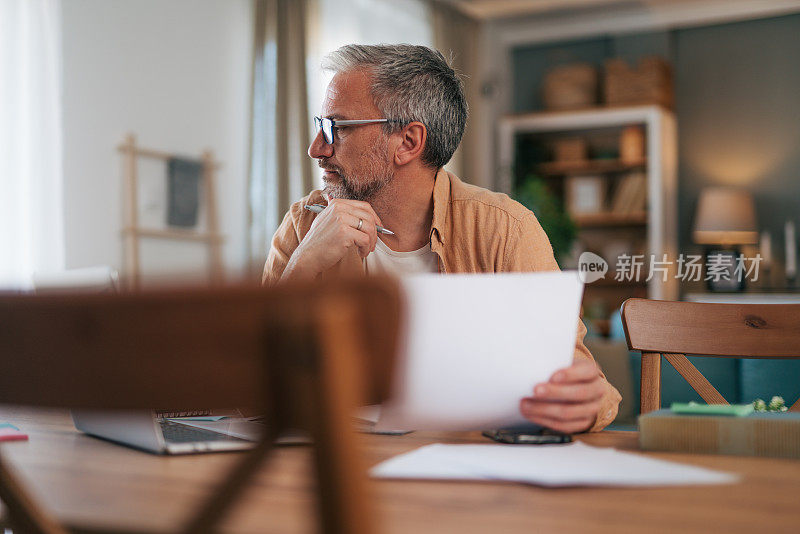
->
xmin=498 ymin=105 xmax=678 ymax=316
xmin=591 ymin=278 xmax=649 ymax=288
xmin=538 ymin=158 xmax=647 ymax=176
xmin=573 ymin=211 xmax=648 ymax=228
xmin=121 ymin=227 xmax=225 ymax=243
xmin=117 ymin=133 xmax=225 ymax=290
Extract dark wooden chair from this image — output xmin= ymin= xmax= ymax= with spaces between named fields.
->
xmin=621 ymin=298 xmax=800 ymax=415
xmin=0 ymin=277 xmax=402 ymax=534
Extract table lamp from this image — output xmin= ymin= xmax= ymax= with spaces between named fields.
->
xmin=693 ymin=187 xmax=757 ymax=291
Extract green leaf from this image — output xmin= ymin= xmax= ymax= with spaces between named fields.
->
xmin=514 ymin=177 xmax=577 ymax=266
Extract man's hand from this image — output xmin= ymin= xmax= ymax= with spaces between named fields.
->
xmin=282 ymin=199 xmax=383 ymax=280
xmin=519 ymin=359 xmax=605 ymax=434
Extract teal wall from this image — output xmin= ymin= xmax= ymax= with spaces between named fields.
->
xmin=511 ymin=14 xmax=800 ymax=262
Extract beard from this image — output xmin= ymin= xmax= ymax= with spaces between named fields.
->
xmin=320 ymin=144 xmax=393 ymax=202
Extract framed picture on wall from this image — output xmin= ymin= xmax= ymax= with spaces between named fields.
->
xmin=566 ymin=175 xmax=605 ymax=215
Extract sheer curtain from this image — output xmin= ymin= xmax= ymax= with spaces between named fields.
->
xmin=0 ymin=0 xmax=64 ymax=289
xmin=247 ymin=0 xmax=313 ymax=276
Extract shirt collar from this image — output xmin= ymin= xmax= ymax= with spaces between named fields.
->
xmin=430 ymin=168 xmax=450 ymax=245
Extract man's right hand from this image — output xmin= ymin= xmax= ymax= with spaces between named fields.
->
xmin=281 ymin=198 xmax=383 ymax=280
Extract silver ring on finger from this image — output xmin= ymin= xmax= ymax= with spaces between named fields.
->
xmin=357 ymin=218 xmax=363 ymax=231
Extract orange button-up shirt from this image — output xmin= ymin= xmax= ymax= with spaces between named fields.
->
xmin=263 ymin=168 xmax=622 ymax=431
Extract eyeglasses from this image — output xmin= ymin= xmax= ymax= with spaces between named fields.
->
xmin=313 ymin=116 xmax=394 ymax=145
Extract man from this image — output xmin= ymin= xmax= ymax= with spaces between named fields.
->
xmin=264 ymin=44 xmax=621 ymax=433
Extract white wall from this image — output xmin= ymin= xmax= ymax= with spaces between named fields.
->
xmin=61 ymin=0 xmax=253 ymax=282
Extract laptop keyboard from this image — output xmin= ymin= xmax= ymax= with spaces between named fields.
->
xmin=159 ymin=420 xmax=246 ymax=443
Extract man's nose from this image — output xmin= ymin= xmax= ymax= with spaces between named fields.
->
xmin=308 ymin=129 xmax=333 ymax=159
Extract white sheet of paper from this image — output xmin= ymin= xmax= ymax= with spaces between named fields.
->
xmin=376 ymin=272 xmax=583 ymax=431
xmin=354 ymin=405 xmax=381 ymax=424
xmin=371 ymin=442 xmax=738 ymax=487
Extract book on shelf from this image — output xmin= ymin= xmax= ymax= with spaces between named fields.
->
xmin=611 ymin=172 xmax=647 ymax=214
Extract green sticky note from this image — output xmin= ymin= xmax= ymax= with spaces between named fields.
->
xmin=670 ymin=402 xmax=755 ymax=417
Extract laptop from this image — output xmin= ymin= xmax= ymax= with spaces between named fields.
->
xmin=71 ymin=410 xmax=258 ymax=454
xmin=33 ymin=266 xmax=260 ymax=454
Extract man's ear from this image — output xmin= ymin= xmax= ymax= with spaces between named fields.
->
xmin=393 ymin=121 xmax=427 ymax=166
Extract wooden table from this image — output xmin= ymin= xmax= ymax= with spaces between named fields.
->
xmin=1 ymin=407 xmax=799 ymax=533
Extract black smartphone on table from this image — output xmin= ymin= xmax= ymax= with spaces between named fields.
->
xmin=482 ymin=429 xmax=572 ymax=445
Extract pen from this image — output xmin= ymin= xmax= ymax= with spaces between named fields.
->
xmin=304 ymin=203 xmax=395 ymax=235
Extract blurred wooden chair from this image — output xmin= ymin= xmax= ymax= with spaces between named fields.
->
xmin=0 ymin=277 xmax=401 ymax=534
xmin=621 ymin=298 xmax=800 ymax=415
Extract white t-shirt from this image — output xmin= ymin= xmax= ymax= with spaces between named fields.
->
xmin=364 ymin=238 xmax=439 ymax=276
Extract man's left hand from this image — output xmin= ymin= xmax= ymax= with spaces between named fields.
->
xmin=519 ymin=359 xmax=605 ymax=434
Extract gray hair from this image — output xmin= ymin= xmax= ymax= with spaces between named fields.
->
xmin=322 ymin=44 xmax=468 ymax=169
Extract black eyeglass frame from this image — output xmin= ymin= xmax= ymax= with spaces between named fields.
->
xmin=313 ymin=116 xmax=402 ymax=144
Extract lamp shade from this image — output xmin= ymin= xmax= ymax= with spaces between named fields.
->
xmin=693 ymin=187 xmax=758 ymax=245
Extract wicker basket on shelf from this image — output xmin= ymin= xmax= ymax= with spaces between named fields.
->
xmin=553 ymin=137 xmax=588 ymax=163
xmin=604 ymin=57 xmax=673 ymax=108
xmin=543 ymin=63 xmax=598 ymax=110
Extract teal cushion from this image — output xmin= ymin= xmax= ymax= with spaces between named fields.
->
xmin=608 ymin=309 xmax=626 ymax=341
xmin=739 ymin=359 xmax=800 ymax=406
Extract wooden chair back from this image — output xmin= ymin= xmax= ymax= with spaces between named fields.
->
xmin=0 ymin=277 xmax=402 ymax=534
xmin=621 ymin=298 xmax=800 ymax=415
